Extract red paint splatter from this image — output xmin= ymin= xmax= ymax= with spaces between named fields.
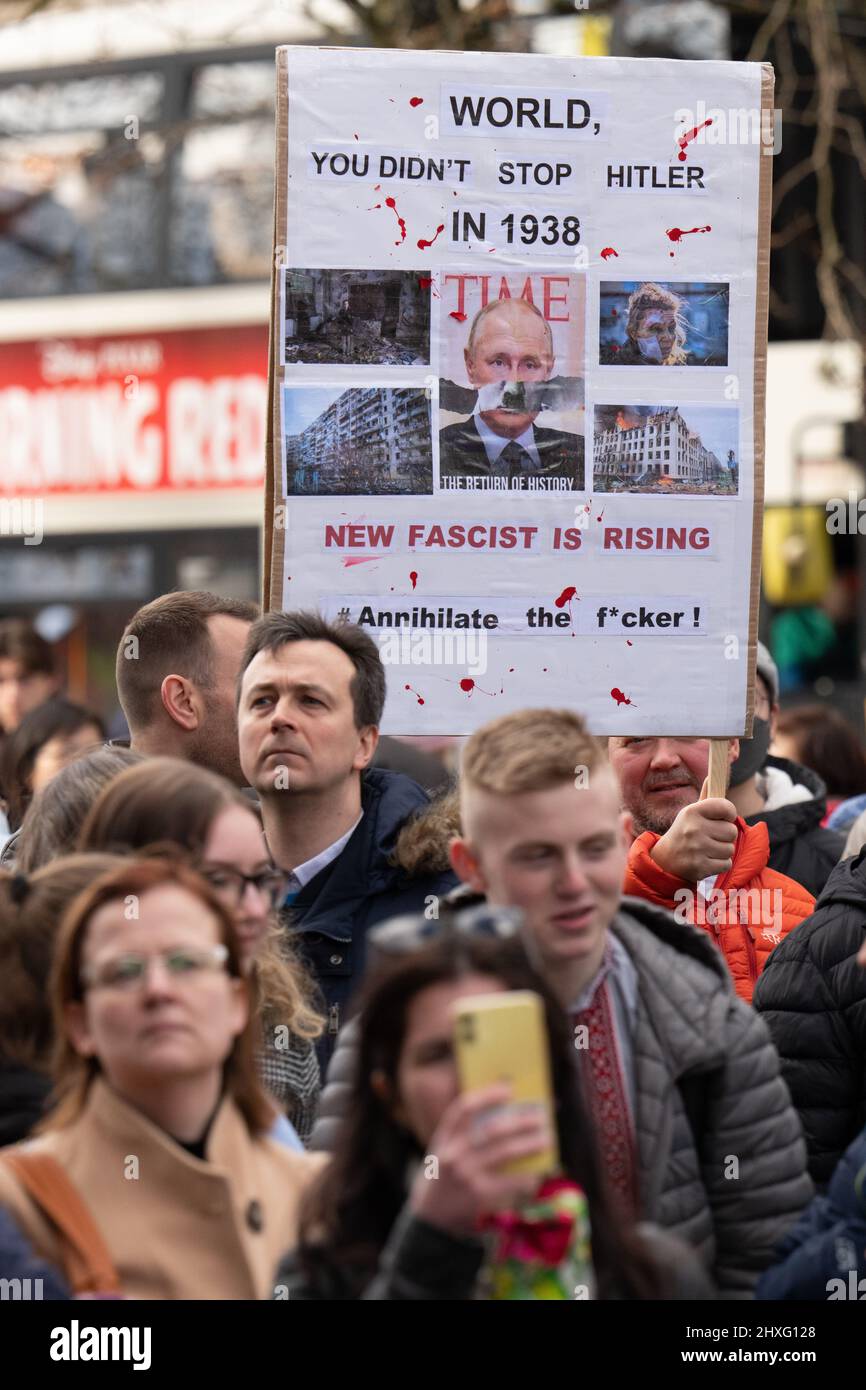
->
xmin=487 ymin=246 xmax=497 ymax=253
xmin=611 ymin=307 xmax=618 ymax=317
xmin=404 ymin=683 xmax=425 ymax=705
xmin=449 ymin=311 xmax=467 ymax=322
xmin=626 ymin=640 xmax=633 ymax=646
xmin=342 ymin=556 xmax=380 ymax=567
xmin=417 ymin=276 xmax=432 ymax=289
xmin=600 ymin=247 xmax=618 ymax=260
xmin=508 ymin=667 xmax=514 ymax=672
xmin=542 ymin=668 xmax=548 ymax=673
xmin=666 ymin=225 xmax=712 ymax=243
xmin=677 ymin=117 xmax=713 ymax=161
xmin=385 ymin=195 xmax=407 ymax=244
xmin=609 ymin=343 xmax=619 ymax=352
xmin=353 ymin=133 xmax=359 ymax=140
xmin=458 ymin=676 xmax=495 ymax=696
xmin=596 ymin=508 xmax=605 ymax=522
xmin=554 ymin=586 xmax=578 ymax=608
xmin=368 ymin=204 xmax=382 ymax=211
xmin=417 ymin=224 xmax=445 ymax=250
xmin=409 ymin=570 xmax=418 ymax=590
xmin=611 ymin=687 xmax=637 ymax=708
xmin=374 ymin=185 xmax=381 ymax=191
xmin=409 ymin=96 xmax=423 ymax=107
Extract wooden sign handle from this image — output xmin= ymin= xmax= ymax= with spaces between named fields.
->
xmin=705 ymin=738 xmax=730 ymax=800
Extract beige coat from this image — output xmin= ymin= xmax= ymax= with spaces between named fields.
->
xmin=0 ymin=1079 xmax=323 ymax=1299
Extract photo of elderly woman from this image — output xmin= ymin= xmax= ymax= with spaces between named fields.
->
xmin=599 ymin=281 xmax=729 ymax=367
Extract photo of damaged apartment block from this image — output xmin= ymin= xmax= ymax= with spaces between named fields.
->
xmin=282 ymin=269 xmax=430 ymax=366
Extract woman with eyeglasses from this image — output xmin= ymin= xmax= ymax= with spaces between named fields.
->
xmin=0 ymin=857 xmax=322 ymax=1299
xmin=77 ymin=758 xmax=323 ymax=1143
xmin=274 ymin=923 xmax=712 ymax=1300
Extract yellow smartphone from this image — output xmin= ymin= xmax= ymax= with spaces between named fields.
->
xmin=452 ymin=990 xmax=559 ymax=1177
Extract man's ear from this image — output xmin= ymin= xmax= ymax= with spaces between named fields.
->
xmin=449 ymin=836 xmax=486 ymax=893
xmin=727 ymin=737 xmax=740 ymax=766
xmin=464 ymin=345 xmax=476 ymax=386
xmin=64 ymin=1001 xmax=97 ymax=1058
xmin=352 ymin=725 xmax=379 ymax=772
xmin=620 ymin=810 xmax=636 ymax=846
xmin=160 ymin=674 xmax=202 ymax=733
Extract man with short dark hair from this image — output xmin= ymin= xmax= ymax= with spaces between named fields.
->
xmin=237 ymin=611 xmax=456 ymax=1055
xmin=116 ymin=591 xmax=259 ymax=786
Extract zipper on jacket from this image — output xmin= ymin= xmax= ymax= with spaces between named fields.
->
xmin=740 ymin=923 xmax=759 ymax=982
xmin=328 ymin=1004 xmax=340 ymax=1036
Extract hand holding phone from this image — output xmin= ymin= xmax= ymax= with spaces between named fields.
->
xmin=409 ymin=1083 xmax=552 ymax=1237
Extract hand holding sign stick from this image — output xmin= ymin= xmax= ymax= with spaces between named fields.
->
xmin=650 ymin=738 xmax=737 ymax=883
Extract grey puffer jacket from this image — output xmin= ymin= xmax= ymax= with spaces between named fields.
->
xmin=311 ymin=894 xmax=812 ymax=1296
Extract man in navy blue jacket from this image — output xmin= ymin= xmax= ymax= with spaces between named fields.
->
xmin=237 ymin=610 xmax=456 ymax=1066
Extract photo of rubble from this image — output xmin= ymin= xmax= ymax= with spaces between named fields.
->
xmin=282 ymin=384 xmax=433 ymax=495
xmin=593 ymin=403 xmax=739 ymax=495
xmin=281 ymin=268 xmax=430 ymax=366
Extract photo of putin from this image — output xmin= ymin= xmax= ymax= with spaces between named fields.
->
xmin=438 ymin=297 xmax=584 ymax=488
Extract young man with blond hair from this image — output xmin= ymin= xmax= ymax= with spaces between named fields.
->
xmin=313 ymin=707 xmax=811 ymax=1293
xmin=449 ymin=709 xmax=810 ymax=1294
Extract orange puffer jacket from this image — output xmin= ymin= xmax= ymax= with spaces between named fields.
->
xmin=623 ymin=817 xmax=815 ymax=1003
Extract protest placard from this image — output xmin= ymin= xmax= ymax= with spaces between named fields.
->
xmin=265 ymin=46 xmax=773 ymax=735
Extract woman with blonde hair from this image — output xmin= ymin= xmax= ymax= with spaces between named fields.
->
xmin=603 ymin=282 xmax=688 ymax=366
xmin=78 ymin=757 xmax=323 ymax=1142
xmin=0 ymin=856 xmax=321 ymax=1298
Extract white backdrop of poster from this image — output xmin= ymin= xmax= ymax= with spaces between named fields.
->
xmin=269 ymin=46 xmax=770 ymax=735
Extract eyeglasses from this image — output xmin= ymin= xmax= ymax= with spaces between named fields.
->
xmin=368 ymin=901 xmax=523 ymax=956
xmin=81 ymin=943 xmax=229 ymax=992
xmin=199 ymin=866 xmax=288 ymax=911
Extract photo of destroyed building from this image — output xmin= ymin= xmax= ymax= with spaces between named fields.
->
xmin=282 ymin=269 xmax=430 ymax=365
xmin=284 ymin=386 xmax=432 ymax=495
xmin=593 ymin=405 xmax=738 ymax=495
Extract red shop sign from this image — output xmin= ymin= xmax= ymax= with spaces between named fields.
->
xmin=0 ymin=323 xmax=268 ymax=494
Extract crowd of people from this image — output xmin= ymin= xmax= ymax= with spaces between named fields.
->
xmin=1 ymin=598 xmax=866 ymax=1301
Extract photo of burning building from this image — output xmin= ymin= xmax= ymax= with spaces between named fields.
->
xmin=282 ymin=269 xmax=430 ymax=366
xmin=593 ymin=404 xmax=739 ymax=495
xmin=283 ymin=385 xmax=433 ymax=495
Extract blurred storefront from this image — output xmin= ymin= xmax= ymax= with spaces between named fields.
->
xmin=0 ymin=17 xmax=291 ymax=718
xmin=0 ymin=283 xmax=268 ymax=715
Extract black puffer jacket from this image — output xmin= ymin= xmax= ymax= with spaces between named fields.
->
xmin=745 ymin=756 xmax=844 ymax=899
xmin=753 ymin=847 xmax=866 ymax=1185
